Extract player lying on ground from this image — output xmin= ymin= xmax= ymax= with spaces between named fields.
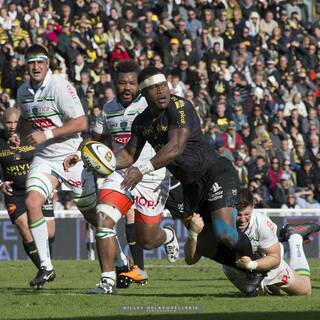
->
xmin=64 ymin=61 xmax=179 ymax=294
xmin=185 ymin=189 xmax=319 ymax=296
xmin=0 ymin=108 xmax=55 ymax=269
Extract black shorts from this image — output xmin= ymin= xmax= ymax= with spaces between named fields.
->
xmin=5 ymin=194 xmax=54 ymax=224
xmin=165 ymin=180 xmax=184 ymax=220
xmin=183 ymin=157 xmax=240 ymax=220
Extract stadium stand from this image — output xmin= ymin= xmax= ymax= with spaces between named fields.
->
xmin=0 ymin=0 xmax=320 ymax=210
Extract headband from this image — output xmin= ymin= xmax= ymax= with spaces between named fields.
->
xmin=26 ymin=55 xmax=49 ymax=63
xmin=139 ymin=74 xmax=167 ymax=90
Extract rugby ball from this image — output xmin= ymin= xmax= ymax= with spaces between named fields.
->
xmin=81 ymin=141 xmax=116 ymax=177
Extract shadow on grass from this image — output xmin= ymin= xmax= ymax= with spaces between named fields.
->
xmin=15 ymin=312 xmax=320 ymax=320
xmin=2 ymin=287 xmax=246 ymax=298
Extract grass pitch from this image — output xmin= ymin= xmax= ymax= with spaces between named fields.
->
xmin=0 ymin=259 xmax=320 ymax=320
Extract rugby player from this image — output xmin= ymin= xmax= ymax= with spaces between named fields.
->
xmin=13 ymin=44 xmax=97 ymax=288
xmin=118 ymin=67 xmax=256 ymax=268
xmin=185 ymin=189 xmax=320 ymax=296
xmin=0 ymin=108 xmax=55 ymax=269
xmin=64 ymin=61 xmax=179 ymax=294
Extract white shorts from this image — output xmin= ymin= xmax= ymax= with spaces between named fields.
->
xmin=223 ymin=259 xmax=295 ymax=295
xmin=99 ymin=168 xmax=170 ymax=216
xmin=263 ymin=260 xmax=295 ymax=288
xmin=28 ymin=156 xmax=96 ymax=198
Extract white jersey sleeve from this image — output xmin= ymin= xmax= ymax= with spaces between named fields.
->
xmin=245 ymin=211 xmax=278 ymax=250
xmin=55 ymin=78 xmax=85 ymax=119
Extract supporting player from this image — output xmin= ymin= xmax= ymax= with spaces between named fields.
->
xmin=14 ymin=44 xmax=97 ymax=288
xmin=118 ymin=67 xmax=255 ymax=270
xmin=185 ymin=189 xmax=319 ymax=296
xmin=0 ymin=108 xmax=55 ymax=269
xmin=64 ymin=61 xmax=179 ymax=294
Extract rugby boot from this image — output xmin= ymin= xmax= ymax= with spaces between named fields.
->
xmin=279 ymin=223 xmax=320 ymax=243
xmin=244 ymin=270 xmax=267 ymax=297
xmin=118 ymin=265 xmax=149 ymax=287
xmin=115 ymin=264 xmax=130 ymax=288
xmin=87 ymin=277 xmax=116 ymax=294
xmin=29 ymin=267 xmax=56 ymax=289
xmin=163 ymin=226 xmax=179 ymax=263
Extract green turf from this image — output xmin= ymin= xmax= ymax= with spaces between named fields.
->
xmin=0 ymin=259 xmax=319 ymax=320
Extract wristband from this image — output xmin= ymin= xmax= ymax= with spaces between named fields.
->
xmin=188 ymin=229 xmax=198 ymax=241
xmin=247 ymin=260 xmax=258 ymax=271
xmin=44 ymin=130 xmax=54 ymax=140
xmin=137 ymin=160 xmax=154 ymax=175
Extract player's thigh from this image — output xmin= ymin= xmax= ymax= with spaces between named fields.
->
xmin=281 ymin=274 xmax=311 ymax=296
xmin=5 ymin=194 xmax=26 ymax=224
xmin=98 ymin=171 xmax=134 ymax=215
xmin=27 ymin=157 xmax=59 ymax=207
xmin=205 ymin=157 xmax=240 ymax=214
xmin=60 ymin=161 xmax=97 ymax=212
xmin=133 ymin=175 xmax=170 ymax=218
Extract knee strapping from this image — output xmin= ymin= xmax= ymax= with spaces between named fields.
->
xmin=213 ymin=208 xmax=239 ymax=244
xmin=26 ymin=173 xmax=53 ymax=199
xmin=96 ymin=203 xmax=121 ymax=223
xmin=73 ymin=191 xmax=97 ymax=211
xmin=96 ymin=227 xmax=116 ymax=239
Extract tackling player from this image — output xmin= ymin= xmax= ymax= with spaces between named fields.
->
xmin=185 ymin=189 xmax=319 ymax=296
xmin=118 ymin=67 xmax=255 ymax=271
xmin=64 ymin=60 xmax=179 ymax=294
xmin=14 ymin=44 xmax=97 ymax=288
xmin=0 ymin=108 xmax=55 ymax=269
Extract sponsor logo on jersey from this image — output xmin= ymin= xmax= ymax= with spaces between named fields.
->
xmin=114 ymin=133 xmax=131 ymax=145
xmin=31 ymin=118 xmax=54 ymax=129
xmin=58 ymin=177 xmax=84 ymax=188
xmin=208 ymin=182 xmax=223 ymax=201
xmin=134 ymin=196 xmax=157 ymax=209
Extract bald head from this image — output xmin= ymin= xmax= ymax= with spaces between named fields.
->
xmin=2 ymin=108 xmax=20 ymax=137
xmin=3 ymin=107 xmax=20 ymax=121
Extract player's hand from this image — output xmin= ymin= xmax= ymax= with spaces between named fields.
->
xmin=121 ymin=166 xmax=143 ymax=190
xmin=189 ymin=213 xmax=204 ymax=234
xmin=0 ymin=181 xmax=13 ymax=196
xmin=27 ymin=131 xmax=47 ymax=146
xmin=235 ymin=256 xmax=254 ymax=270
xmin=63 ymin=154 xmax=81 ymax=171
xmin=8 ymin=133 xmax=21 ymax=149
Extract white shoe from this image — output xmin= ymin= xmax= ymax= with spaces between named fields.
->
xmin=163 ymin=226 xmax=179 ymax=263
xmin=87 ymin=277 xmax=116 ymax=294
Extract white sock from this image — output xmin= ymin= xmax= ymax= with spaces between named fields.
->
xmin=30 ymin=217 xmax=53 ymax=270
xmin=288 ymin=234 xmax=310 ymax=276
xmin=115 ymin=235 xmax=128 ymax=268
xmin=101 ymin=271 xmax=116 ymax=284
xmin=163 ymin=227 xmax=173 ymax=244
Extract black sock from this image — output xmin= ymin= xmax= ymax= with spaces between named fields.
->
xmin=49 ymin=237 xmax=55 ymax=258
xmin=23 ymin=241 xmax=41 ymax=269
xmin=231 ymin=231 xmax=254 ymax=259
xmin=126 ymin=223 xmax=144 ymax=270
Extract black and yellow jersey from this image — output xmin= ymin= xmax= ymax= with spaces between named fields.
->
xmin=0 ymin=130 xmax=34 ymax=194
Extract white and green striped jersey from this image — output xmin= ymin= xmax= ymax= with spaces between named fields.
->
xmin=93 ymin=94 xmax=157 ymax=164
xmin=17 ymin=70 xmax=85 ymax=160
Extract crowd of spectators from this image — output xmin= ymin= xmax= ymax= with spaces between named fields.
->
xmin=1 ymin=0 xmax=320 ymax=210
